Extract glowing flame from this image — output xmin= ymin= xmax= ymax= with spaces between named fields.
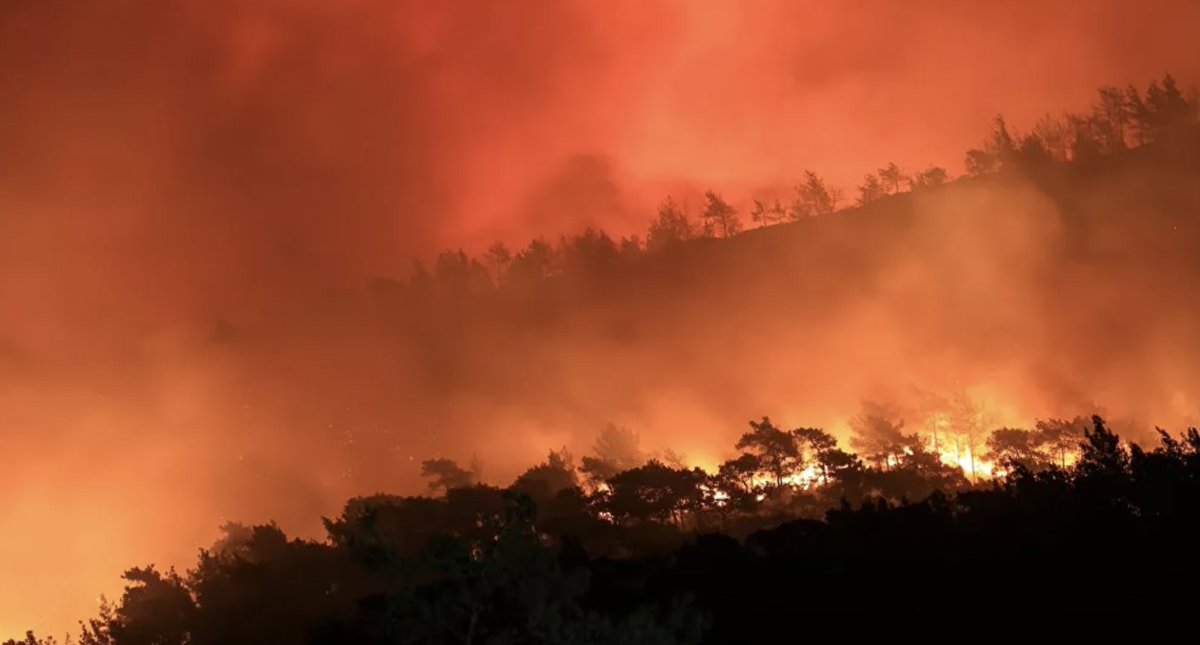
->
xmin=940 ymin=446 xmax=994 ymax=479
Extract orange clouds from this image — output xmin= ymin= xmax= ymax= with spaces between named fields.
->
xmin=1 ymin=0 xmax=1198 ymax=638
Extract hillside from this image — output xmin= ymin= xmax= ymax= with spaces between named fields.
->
xmin=316 ymin=126 xmax=1200 ymax=481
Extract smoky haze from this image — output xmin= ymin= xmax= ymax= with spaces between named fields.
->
xmin=1 ymin=0 xmax=1199 ymax=638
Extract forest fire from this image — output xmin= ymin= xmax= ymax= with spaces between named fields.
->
xmin=2 ymin=0 xmax=1200 ymax=641
xmin=943 ymin=449 xmax=995 ymax=480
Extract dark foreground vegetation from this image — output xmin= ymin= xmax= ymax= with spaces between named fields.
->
xmin=9 ymin=416 xmax=1200 ymax=644
xmin=7 ymin=75 xmax=1200 ymax=644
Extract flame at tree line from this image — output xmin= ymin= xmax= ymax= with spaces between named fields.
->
xmin=3 ymin=70 xmax=1200 ymax=640
xmin=7 ymin=413 xmax=1200 ymax=643
xmin=389 ymin=69 xmax=1195 ymax=490
xmin=428 ymin=400 xmax=1089 ymax=517
xmin=2 ymin=0 xmax=1200 ymax=638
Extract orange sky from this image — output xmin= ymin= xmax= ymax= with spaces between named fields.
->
xmin=1 ymin=0 xmax=1199 ymax=638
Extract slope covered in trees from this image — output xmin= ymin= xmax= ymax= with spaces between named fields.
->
xmin=334 ymin=73 xmax=1200 ymax=473
xmin=6 ymin=74 xmax=1200 ymax=644
xmin=10 ymin=415 xmax=1200 ymax=643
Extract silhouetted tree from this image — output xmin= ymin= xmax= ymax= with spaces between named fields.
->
xmin=385 ymin=494 xmax=706 ymax=643
xmin=878 ymin=162 xmax=909 ymax=195
xmin=30 ymin=412 xmax=1200 ymax=641
xmin=1016 ymin=132 xmax=1052 ymax=167
xmin=965 ymin=114 xmax=1016 ymax=175
xmin=1129 ymin=73 xmax=1198 ymax=143
xmin=1091 ymin=85 xmax=1134 ymax=154
xmin=698 ymin=191 xmax=741 ymax=238
xmin=908 ymin=166 xmax=948 ymax=189
xmin=512 ymin=449 xmax=579 ymax=501
xmin=986 ymin=114 xmax=1017 ymax=162
xmin=1066 ymin=111 xmax=1103 ymax=162
xmin=186 ymin=523 xmax=345 ymax=644
xmin=579 ymin=456 xmax=621 ymax=490
xmin=856 ymin=173 xmax=885 ymax=206
xmin=813 ymin=446 xmax=865 ymax=498
xmin=484 ymin=241 xmax=512 ymax=283
xmin=792 ymin=427 xmax=839 ymax=484
xmin=618 ymin=234 xmax=643 ymax=259
xmin=603 ymin=460 xmax=706 ymax=525
xmin=506 ymin=238 xmax=558 ymax=285
xmin=1030 ymin=113 xmax=1072 ymax=161
xmin=78 ymin=567 xmax=193 ymax=645
xmin=964 ymin=148 xmax=998 ymax=176
xmin=715 ymin=453 xmax=762 ymax=497
xmin=890 ymin=440 xmax=971 ymax=496
xmin=792 ymin=426 xmax=837 ymax=454
xmin=735 ymin=417 xmax=802 ymax=488
xmin=1036 ymin=417 xmax=1088 ymax=468
xmin=1076 ymin=415 xmax=1130 ymax=481
xmin=941 ymin=393 xmax=989 ymax=479
xmin=420 ymin=458 xmax=476 ymax=494
xmin=790 ymin=170 xmax=842 ymax=218
xmin=749 ymin=198 xmax=787 ymax=227
xmin=324 ymin=494 xmax=452 ymax=562
xmin=434 ymin=249 xmax=491 ymax=294
xmin=985 ymin=427 xmax=1051 ymax=471
xmin=849 ymin=401 xmax=910 ymax=469
xmin=563 ymin=227 xmax=619 ymax=275
xmin=646 ymin=197 xmax=695 ymax=251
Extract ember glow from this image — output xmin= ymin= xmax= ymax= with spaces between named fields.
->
xmin=2 ymin=0 xmax=1199 ymax=638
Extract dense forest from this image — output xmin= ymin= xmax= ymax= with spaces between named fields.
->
xmin=9 ymin=415 xmax=1200 ymax=644
xmin=171 ymin=72 xmax=1200 ymax=502
xmin=6 ymin=74 xmax=1200 ymax=644
xmin=395 ymin=74 xmax=1197 ymax=292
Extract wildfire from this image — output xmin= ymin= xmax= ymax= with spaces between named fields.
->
xmin=778 ymin=464 xmax=822 ymax=488
xmin=939 ymin=446 xmax=995 ymax=479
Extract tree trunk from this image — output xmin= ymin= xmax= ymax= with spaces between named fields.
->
xmin=968 ymin=435 xmax=977 ymax=480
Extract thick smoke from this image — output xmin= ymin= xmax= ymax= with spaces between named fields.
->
xmin=1 ymin=0 xmax=1199 ymax=637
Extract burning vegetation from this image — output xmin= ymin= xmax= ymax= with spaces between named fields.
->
xmin=1 ymin=0 xmax=1199 ymax=633
xmin=11 ymin=415 xmax=1200 ymax=644
xmin=5 ymin=72 xmax=1200 ymax=643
